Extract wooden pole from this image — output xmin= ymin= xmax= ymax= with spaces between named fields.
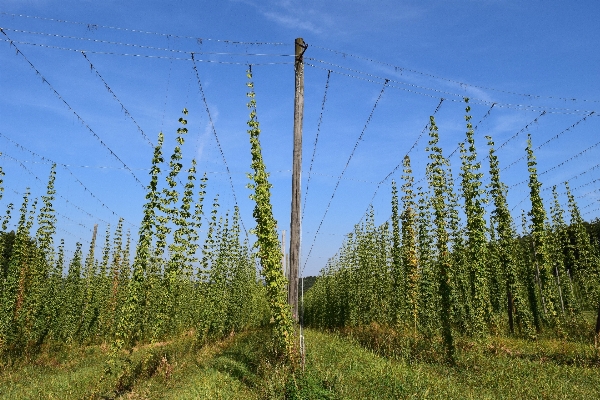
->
xmin=289 ymin=37 xmax=306 ymax=321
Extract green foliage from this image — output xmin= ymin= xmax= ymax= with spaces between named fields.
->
xmin=61 ymin=242 xmax=84 ymax=343
xmin=0 ymin=104 xmax=269 ymax=381
xmin=486 ymin=135 xmax=535 ymax=338
xmin=459 ymin=100 xmax=490 ymax=337
xmin=400 ymin=156 xmax=419 ymax=333
xmin=245 ymin=68 xmax=295 ymax=359
xmin=3 ymin=328 xmax=599 ymax=399
xmin=390 ymin=179 xmax=403 ymax=324
xmin=304 ymin=110 xmax=600 ymax=365
xmin=527 ymin=134 xmax=561 ymax=328
xmin=549 ymin=186 xmax=578 ymax=318
xmin=2 ymin=72 xmax=600 ymax=393
xmin=0 ymin=190 xmax=35 ymax=353
xmin=425 ymin=115 xmax=455 ymax=362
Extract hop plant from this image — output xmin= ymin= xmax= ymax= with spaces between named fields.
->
xmin=246 ymin=69 xmax=295 ymax=359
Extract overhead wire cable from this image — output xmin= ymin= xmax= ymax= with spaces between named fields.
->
xmin=495 ymin=111 xmax=547 ymax=152
xmin=501 ymin=111 xmax=595 ymax=173
xmin=302 ymin=69 xmax=331 ymax=222
xmin=541 ymin=164 xmax=600 ymax=209
xmin=160 ymin=35 xmax=174 ymax=129
xmin=0 ymin=158 xmax=148 ymax=170
xmin=309 ymin=171 xmax=378 ymax=184
xmin=0 ymin=131 xmax=139 ymax=229
xmin=301 ymin=79 xmax=389 ymax=274
xmin=510 ymin=177 xmax=600 ymax=215
xmin=191 ymin=53 xmax=247 ymax=236
xmin=309 ymin=43 xmax=600 ymax=105
xmin=80 ymin=51 xmax=154 ymax=147
xmin=577 ymin=186 xmax=600 ymax=201
xmin=476 ymin=110 xmax=593 ymax=191
xmin=0 ymin=27 xmax=295 ymax=56
xmin=0 ymin=29 xmax=145 ymax=189
xmin=306 ymin=61 xmax=444 ymax=102
xmin=0 ymin=12 xmax=287 ymax=45
xmin=309 ymin=57 xmax=484 ymax=105
xmin=307 ymin=57 xmax=465 ymax=99
xmin=0 ymin=152 xmax=107 ymax=229
xmin=306 ymin=58 xmax=598 ymax=115
xmin=510 ymin=137 xmax=600 ymax=189
xmin=508 ymin=187 xmax=599 ymax=218
xmin=580 ymin=195 xmax=600 ymax=211
xmin=573 ymin=187 xmax=600 ymax=216
xmin=448 ymin=102 xmax=496 ymax=158
xmin=360 ymin=98 xmax=446 ymax=221
xmin=582 ymin=206 xmax=600 ymax=216
xmin=0 ymin=157 xmax=293 ymax=175
xmin=538 ymin=162 xmax=600 ymax=195
xmin=9 ymin=188 xmax=92 ymax=242
xmin=455 ymin=110 xmax=548 ymax=190
xmin=510 ymin=195 xmax=529 ymax=213
xmin=565 ymin=177 xmax=600 ymax=194
xmin=304 ymin=62 xmax=596 ymax=115
xmin=0 ymin=38 xmax=294 ymax=64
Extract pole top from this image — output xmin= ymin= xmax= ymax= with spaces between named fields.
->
xmin=295 ymin=38 xmax=308 ymax=58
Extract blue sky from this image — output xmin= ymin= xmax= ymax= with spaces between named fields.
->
xmin=0 ymin=0 xmax=599 ymax=276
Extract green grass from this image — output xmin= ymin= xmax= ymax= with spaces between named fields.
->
xmin=305 ymin=329 xmax=600 ymax=399
xmin=1 ymin=328 xmax=599 ymax=399
xmin=0 ymin=344 xmax=111 ymax=399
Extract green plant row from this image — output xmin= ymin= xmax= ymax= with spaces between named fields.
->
xmin=304 ymin=99 xmax=600 ymax=363
xmin=0 ymin=72 xmax=292 ymax=366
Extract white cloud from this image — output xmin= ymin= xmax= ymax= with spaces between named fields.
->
xmin=262 ymin=11 xmax=324 ymax=35
xmin=463 ymin=85 xmax=495 ymax=104
xmin=228 ymin=0 xmax=345 ymax=37
xmin=229 ymin=0 xmax=429 ymax=39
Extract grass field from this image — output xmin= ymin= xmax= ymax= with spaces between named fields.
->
xmin=1 ymin=327 xmax=599 ymax=399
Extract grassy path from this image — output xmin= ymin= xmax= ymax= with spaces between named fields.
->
xmin=1 ymin=329 xmax=599 ymax=399
xmin=303 ymin=330 xmax=600 ymax=399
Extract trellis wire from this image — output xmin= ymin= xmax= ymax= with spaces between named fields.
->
xmin=302 ymin=69 xmax=331 ymax=222
xmin=0 ymin=131 xmax=139 ymax=229
xmin=1 ymin=29 xmax=145 ymax=189
xmin=301 ymin=79 xmax=389 ymax=274
xmin=190 ymin=54 xmax=247 ymax=236
xmin=309 ymin=43 xmax=600 ymax=105
xmin=0 ymin=12 xmax=288 ymax=45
